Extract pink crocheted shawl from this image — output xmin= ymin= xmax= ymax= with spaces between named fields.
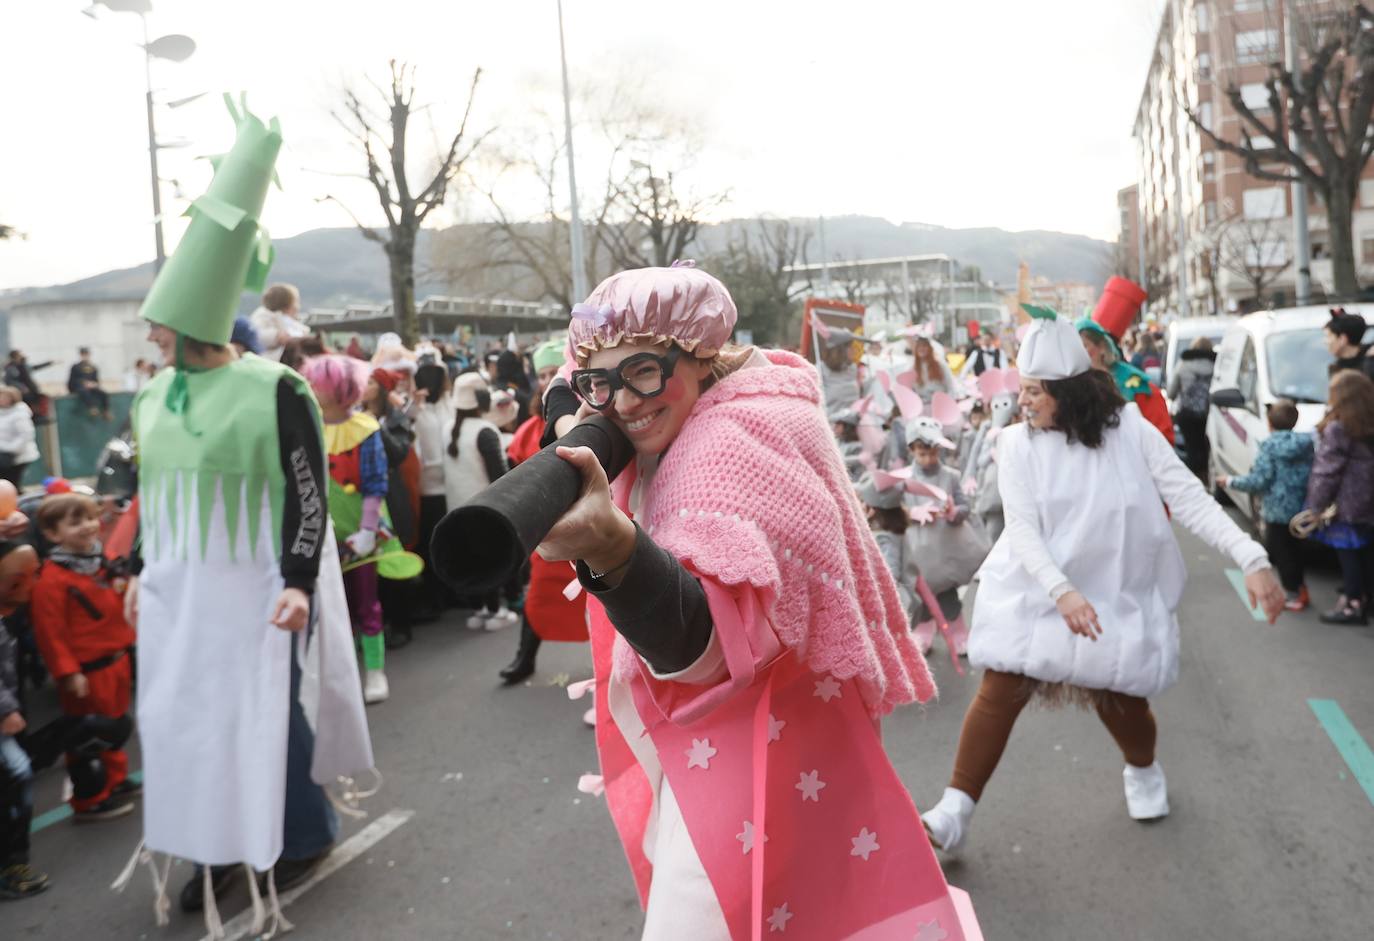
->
xmin=627 ymin=348 xmax=936 ymax=716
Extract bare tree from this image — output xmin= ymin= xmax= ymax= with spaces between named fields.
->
xmin=451 ymin=76 xmax=729 ymax=309
xmin=0 ymin=222 xmax=17 ymax=240
xmin=597 ymin=158 xmax=730 ymax=270
xmin=324 ymin=61 xmax=487 ymax=344
xmin=706 ymin=218 xmax=812 ymax=346
xmin=876 ymin=274 xmax=942 ymax=325
xmin=1188 ymin=3 xmax=1374 ymax=297
xmin=1216 ymin=213 xmax=1294 ymax=301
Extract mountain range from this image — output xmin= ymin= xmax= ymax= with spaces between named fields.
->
xmin=2 ymin=216 xmax=1114 ymax=312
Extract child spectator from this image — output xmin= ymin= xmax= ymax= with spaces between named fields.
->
xmin=30 ymin=493 xmax=137 ymax=821
xmin=905 ymin=422 xmax=985 ymax=657
xmin=856 ymin=472 xmax=913 ymax=618
xmin=1304 ymin=371 xmax=1374 ymax=624
xmin=0 ymin=540 xmax=44 ymax=899
xmin=1217 ymin=399 xmax=1315 ymax=611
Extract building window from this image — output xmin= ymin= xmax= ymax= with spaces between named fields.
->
xmin=1198 ymin=52 xmax=1212 ymax=78
xmin=1243 ymin=187 xmax=1286 ymax=219
xmin=1239 ymin=82 xmax=1272 ymax=112
xmin=1233 ymin=0 xmax=1267 ymax=12
xmin=1362 ymin=236 xmax=1374 ymax=265
xmin=1361 ymin=179 xmax=1374 ymax=207
xmin=1196 ymin=3 xmax=1210 ymax=33
xmin=1236 ymin=28 xmax=1280 ymax=65
xmin=1199 ymin=101 xmax=1214 ymax=131
xmin=1249 ymin=135 xmax=1275 ymax=150
xmin=1203 ymin=151 xmax=1215 ymax=165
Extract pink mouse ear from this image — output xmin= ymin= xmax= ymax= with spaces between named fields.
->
xmin=875 ymin=371 xmax=893 ymax=393
xmin=895 ymin=370 xmax=917 ymax=390
xmin=891 ymin=383 xmax=923 ymax=422
xmin=904 ymin=478 xmax=950 ymax=504
xmin=931 ymin=391 xmax=961 ymax=426
xmin=1002 ymin=368 xmax=1020 ymax=395
xmin=857 ymin=420 xmax=887 ymax=456
xmin=909 ymin=504 xmax=938 ymax=525
xmin=872 ymin=468 xmax=902 ymax=491
xmin=976 ymin=368 xmax=1002 ymax=403
xmin=853 ymin=395 xmax=873 ymax=415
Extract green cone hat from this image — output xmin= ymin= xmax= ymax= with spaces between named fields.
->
xmin=140 ymin=93 xmax=281 ymax=346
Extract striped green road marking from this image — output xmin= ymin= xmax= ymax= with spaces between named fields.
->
xmin=1224 ymin=568 xmax=1268 ymax=621
xmin=1308 ymin=700 xmax=1374 ymax=807
xmin=30 ymin=770 xmax=142 ymax=834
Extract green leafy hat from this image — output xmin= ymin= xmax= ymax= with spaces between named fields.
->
xmin=532 ymin=338 xmax=566 ymax=373
xmin=139 ymin=93 xmax=281 ymax=346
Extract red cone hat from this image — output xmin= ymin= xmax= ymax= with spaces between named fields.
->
xmin=1091 ymin=276 xmax=1147 ymax=341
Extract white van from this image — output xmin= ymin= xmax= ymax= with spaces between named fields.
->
xmin=1160 ymin=315 xmax=1238 ymax=398
xmin=1208 ymin=306 xmax=1374 ymax=524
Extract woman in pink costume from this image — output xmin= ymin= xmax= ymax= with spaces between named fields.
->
xmin=538 ymin=262 xmax=981 ymax=940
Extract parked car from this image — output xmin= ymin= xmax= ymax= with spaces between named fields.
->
xmin=1207 ymin=305 xmax=1374 ymax=527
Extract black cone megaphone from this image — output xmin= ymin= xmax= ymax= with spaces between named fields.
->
xmin=430 ymin=415 xmax=634 ymax=596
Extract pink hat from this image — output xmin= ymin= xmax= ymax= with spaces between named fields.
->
xmin=567 ymin=260 xmax=737 ymax=365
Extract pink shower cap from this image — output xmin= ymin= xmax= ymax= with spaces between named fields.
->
xmin=567 ymin=260 xmax=738 ymax=365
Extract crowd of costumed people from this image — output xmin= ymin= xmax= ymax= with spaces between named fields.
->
xmin=18 ymin=91 xmax=1374 ymax=941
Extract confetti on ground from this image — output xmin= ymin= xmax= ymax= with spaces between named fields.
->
xmin=547 ymin=672 xmax=571 ymax=687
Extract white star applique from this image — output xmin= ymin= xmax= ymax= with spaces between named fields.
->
xmin=795 ymin=770 xmax=826 ymax=802
xmin=813 ymin=676 xmax=842 ymax=702
xmin=767 ymin=902 xmax=794 ymax=933
xmin=736 ymin=820 xmax=769 ymax=855
xmin=913 ymin=919 xmax=948 ymax=941
xmin=850 ymin=827 xmax=880 ymax=861
xmin=685 ymin=738 xmax=718 ymax=770
xmin=767 ymin=713 xmax=786 ymax=743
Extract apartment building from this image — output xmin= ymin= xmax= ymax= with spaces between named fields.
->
xmin=1133 ymin=0 xmax=1374 ymax=316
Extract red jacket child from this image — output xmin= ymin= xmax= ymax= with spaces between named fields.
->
xmin=30 ymin=493 xmax=137 ymax=818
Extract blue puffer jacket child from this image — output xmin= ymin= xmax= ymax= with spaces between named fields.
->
xmin=1227 ymin=430 xmax=1315 ymax=523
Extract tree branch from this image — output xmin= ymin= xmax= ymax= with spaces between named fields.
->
xmin=317 ymin=195 xmax=386 ymax=244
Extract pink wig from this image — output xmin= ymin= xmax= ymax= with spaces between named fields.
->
xmin=301 ymin=354 xmax=368 ymax=409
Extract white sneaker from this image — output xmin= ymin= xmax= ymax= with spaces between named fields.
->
xmin=465 ymin=613 xmax=487 ymax=630
xmin=920 ymin=787 xmax=975 ymax=854
xmin=582 ymin=706 xmax=596 ymax=728
xmin=484 ymin=608 xmax=519 ymax=631
xmin=1122 ymin=761 xmax=1169 ymax=820
xmin=363 ymin=669 xmax=390 ymax=704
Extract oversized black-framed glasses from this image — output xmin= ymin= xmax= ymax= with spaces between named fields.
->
xmin=571 ymin=348 xmax=684 ymax=410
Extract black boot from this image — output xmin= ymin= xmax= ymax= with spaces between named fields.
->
xmin=498 ymin=619 xmax=542 ymax=685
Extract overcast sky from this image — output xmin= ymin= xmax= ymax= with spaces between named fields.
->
xmin=1 ymin=0 xmax=1166 ymax=290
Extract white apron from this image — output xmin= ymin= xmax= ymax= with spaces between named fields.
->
xmin=138 ymin=473 xmax=291 ymax=870
xmin=138 ymin=477 xmax=375 ymax=871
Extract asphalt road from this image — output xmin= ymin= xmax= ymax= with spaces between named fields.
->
xmin=3 ymin=522 xmax=1372 ymax=939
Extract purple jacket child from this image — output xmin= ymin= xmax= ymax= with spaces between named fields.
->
xmin=1306 ymin=420 xmax=1374 ymax=527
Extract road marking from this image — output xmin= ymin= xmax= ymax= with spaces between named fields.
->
xmin=30 ymin=770 xmax=144 ymax=834
xmin=200 ymin=807 xmax=415 ymax=941
xmin=1224 ymin=569 xmax=1267 ymax=621
xmin=1308 ymin=700 xmax=1374 ymax=807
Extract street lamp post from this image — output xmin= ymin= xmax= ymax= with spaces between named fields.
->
xmin=86 ymin=1 xmax=195 ymax=272
xmin=556 ymin=0 xmax=587 ymax=306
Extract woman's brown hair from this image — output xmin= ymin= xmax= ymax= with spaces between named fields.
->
xmin=1320 ymin=370 xmax=1374 ymax=440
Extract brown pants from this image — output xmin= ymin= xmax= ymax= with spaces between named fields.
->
xmin=949 ymin=669 xmax=1157 ymax=802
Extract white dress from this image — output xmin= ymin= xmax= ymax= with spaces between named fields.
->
xmin=969 ymin=405 xmax=1267 ymax=698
